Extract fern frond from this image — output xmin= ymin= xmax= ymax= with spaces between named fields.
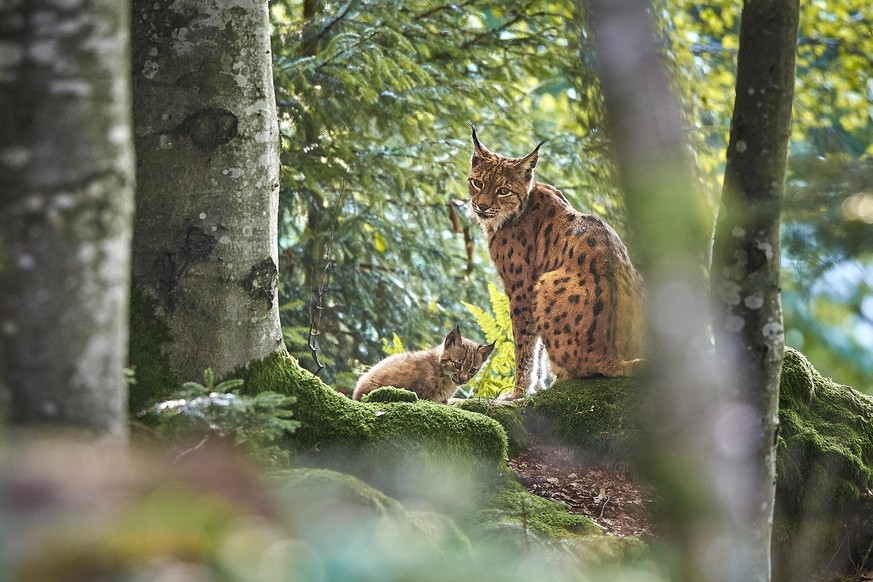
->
xmin=462 ymin=301 xmax=501 ymax=344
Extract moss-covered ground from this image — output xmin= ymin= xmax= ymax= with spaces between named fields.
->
xmin=241 ymin=351 xmax=602 ymax=545
xmin=129 ymin=343 xmax=872 ymax=578
xmin=469 ymin=347 xmax=872 ymax=579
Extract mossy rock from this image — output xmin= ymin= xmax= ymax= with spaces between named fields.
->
xmin=524 ymin=377 xmax=639 ymax=466
xmin=242 ymin=352 xmax=509 ymax=510
xmin=454 ymin=398 xmax=530 ymax=455
xmin=516 ymin=347 xmax=873 ymax=579
xmin=772 ymin=347 xmax=873 ymax=580
xmin=362 ymin=386 xmax=419 ymax=403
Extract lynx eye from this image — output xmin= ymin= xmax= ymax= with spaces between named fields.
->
xmin=469 ymin=178 xmax=484 ymax=191
xmin=496 ymin=186 xmax=514 ymax=197
xmin=454 ymin=362 xmax=462 ymax=369
xmin=470 ymin=367 xmax=478 ymax=375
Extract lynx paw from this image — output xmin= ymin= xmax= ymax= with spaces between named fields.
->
xmin=498 ymin=389 xmax=526 ymax=401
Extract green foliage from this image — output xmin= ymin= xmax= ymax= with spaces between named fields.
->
xmin=270 ymin=0 xmax=622 ymax=387
xmin=781 ymin=156 xmax=873 ymax=391
xmin=139 ymin=368 xmax=300 ymax=467
xmin=462 ymin=282 xmax=516 ymax=398
xmin=381 ymin=332 xmax=405 ymax=356
xmin=270 ymin=0 xmax=873 ymax=393
xmin=657 ymin=0 xmax=873 ymax=390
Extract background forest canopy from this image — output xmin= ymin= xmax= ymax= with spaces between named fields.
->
xmin=270 ymin=0 xmax=873 ymax=394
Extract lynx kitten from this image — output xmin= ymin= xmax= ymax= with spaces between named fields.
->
xmin=467 ymin=124 xmax=644 ymax=399
xmin=352 ymin=326 xmax=495 ymax=403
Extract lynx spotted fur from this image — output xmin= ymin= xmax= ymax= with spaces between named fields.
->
xmin=467 ymin=124 xmax=643 ymax=399
xmin=352 ymin=326 xmax=494 ymax=403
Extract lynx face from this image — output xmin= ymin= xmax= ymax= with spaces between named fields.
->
xmin=438 ymin=326 xmax=494 ymax=385
xmin=467 ymin=123 xmax=544 ymax=232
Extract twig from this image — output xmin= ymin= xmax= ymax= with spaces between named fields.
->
xmin=308 ymin=175 xmax=348 ymax=376
xmin=853 ymin=535 xmax=873 ymax=582
xmin=599 ymin=496 xmax=611 ymax=518
xmin=828 ymin=525 xmax=849 ymax=573
xmin=174 ymin=435 xmax=210 ymax=463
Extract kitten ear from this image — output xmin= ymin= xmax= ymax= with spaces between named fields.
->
xmin=479 ymin=341 xmax=496 ymax=359
xmin=444 ymin=325 xmax=462 ymax=348
xmin=468 ymin=121 xmax=494 ymax=168
xmin=515 ymin=139 xmax=546 ymax=182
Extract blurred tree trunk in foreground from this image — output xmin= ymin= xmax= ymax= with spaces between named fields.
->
xmin=130 ymin=0 xmax=284 ymax=408
xmin=0 ymin=0 xmax=134 ymax=436
xmin=587 ymin=0 xmax=797 ymax=580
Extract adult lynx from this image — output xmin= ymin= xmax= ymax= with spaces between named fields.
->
xmin=467 ymin=124 xmax=644 ymax=399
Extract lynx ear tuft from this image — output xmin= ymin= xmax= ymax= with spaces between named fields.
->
xmin=480 ymin=341 xmax=496 ymax=358
xmin=445 ymin=325 xmax=462 ymax=347
xmin=468 ymin=121 xmax=493 ymax=167
xmin=516 ymin=139 xmax=546 ymax=180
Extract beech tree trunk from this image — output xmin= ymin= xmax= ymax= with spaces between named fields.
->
xmin=130 ymin=0 xmax=283 ymax=402
xmin=710 ymin=1 xmax=799 ymax=578
xmin=0 ymin=0 xmax=134 ymax=435
xmin=586 ymin=0 xmax=795 ymax=580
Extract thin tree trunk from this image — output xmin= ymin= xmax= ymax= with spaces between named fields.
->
xmin=585 ymin=0 xmax=787 ymax=580
xmin=130 ymin=0 xmax=283 ymax=396
xmin=711 ymin=1 xmax=799 ymax=578
xmin=0 ymin=0 xmax=134 ymax=436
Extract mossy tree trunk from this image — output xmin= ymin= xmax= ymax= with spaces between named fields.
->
xmin=0 ymin=0 xmax=134 ymax=436
xmin=130 ymin=0 xmax=283 ymax=406
xmin=711 ymin=1 xmax=799 ymax=579
xmin=586 ymin=0 xmax=789 ymax=580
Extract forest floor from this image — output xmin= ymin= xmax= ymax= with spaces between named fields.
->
xmin=506 ymin=436 xmax=871 ymax=582
xmin=507 ymin=440 xmax=653 ymax=538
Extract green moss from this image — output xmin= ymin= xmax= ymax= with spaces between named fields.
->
xmin=474 ymin=479 xmax=602 ymax=542
xmin=236 ymin=352 xmax=632 ymax=572
xmin=362 ymin=387 xmax=419 ymax=403
xmin=454 ymin=399 xmax=529 ymax=455
xmin=242 ymin=352 xmax=509 ymax=508
xmin=508 ymin=349 xmax=873 ymax=579
xmin=525 ymin=377 xmax=640 ymax=465
xmin=772 ymin=347 xmax=873 ymax=580
xmin=128 ymin=285 xmax=178 ymax=413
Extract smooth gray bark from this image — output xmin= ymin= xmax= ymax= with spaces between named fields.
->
xmin=0 ymin=0 xmax=134 ymax=436
xmin=711 ymin=1 xmax=799 ymax=579
xmin=586 ymin=0 xmax=787 ymax=580
xmin=130 ymin=0 xmax=283 ymax=387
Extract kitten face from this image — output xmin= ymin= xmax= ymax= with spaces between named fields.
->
xmin=439 ymin=326 xmax=495 ymax=385
xmin=467 ymin=124 xmax=544 ymax=230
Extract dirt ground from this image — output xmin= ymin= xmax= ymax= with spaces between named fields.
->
xmin=507 ymin=441 xmax=653 ymax=537
xmin=507 ymin=438 xmax=871 ymax=581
